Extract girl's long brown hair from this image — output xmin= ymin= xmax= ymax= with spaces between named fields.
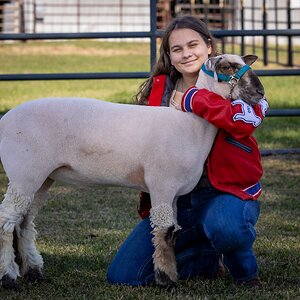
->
xmin=135 ymin=15 xmax=217 ymax=105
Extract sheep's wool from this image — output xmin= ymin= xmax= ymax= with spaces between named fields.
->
xmin=150 ymin=204 xmax=174 ymax=228
xmin=1 ymin=185 xmax=32 ymax=234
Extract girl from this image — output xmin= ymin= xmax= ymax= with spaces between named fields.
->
xmin=107 ymin=15 xmax=267 ymax=289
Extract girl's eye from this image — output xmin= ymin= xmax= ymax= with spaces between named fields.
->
xmin=172 ymin=48 xmax=181 ymax=53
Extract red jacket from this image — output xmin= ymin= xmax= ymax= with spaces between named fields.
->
xmin=137 ymin=74 xmax=268 ymax=218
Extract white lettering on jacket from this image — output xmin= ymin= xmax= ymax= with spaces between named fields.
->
xmin=259 ymin=98 xmax=269 ymax=117
xmin=232 ymin=99 xmax=262 ymax=127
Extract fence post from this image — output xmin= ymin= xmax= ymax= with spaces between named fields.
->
xmin=251 ymin=0 xmax=255 ymax=54
xmin=204 ymin=2 xmax=209 ymax=24
xmin=220 ymin=0 xmax=225 ymax=54
xmin=240 ymin=0 xmax=245 ymax=56
xmin=0 ymin=0 xmax=4 ymax=32
xmin=274 ymin=0 xmax=279 ymax=64
xmin=77 ymin=0 xmax=80 ymax=33
xmin=150 ymin=0 xmax=157 ymax=71
xmin=262 ymin=0 xmax=268 ymax=65
xmin=33 ymin=0 xmax=36 ymax=33
xmin=287 ymin=0 xmax=293 ymax=67
xmin=120 ymin=0 xmax=123 ymax=31
xmin=18 ymin=0 xmax=25 ymax=33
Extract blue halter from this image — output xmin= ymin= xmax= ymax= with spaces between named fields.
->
xmin=201 ymin=63 xmax=251 ymax=87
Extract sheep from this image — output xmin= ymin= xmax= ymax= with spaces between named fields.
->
xmin=0 ymin=54 xmax=265 ymax=291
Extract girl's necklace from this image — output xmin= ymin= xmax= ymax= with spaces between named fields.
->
xmin=170 ymin=79 xmax=186 ymax=109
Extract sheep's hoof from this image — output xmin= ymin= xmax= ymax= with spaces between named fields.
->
xmin=155 ymin=269 xmax=177 ymax=291
xmin=24 ymin=268 xmax=44 ymax=283
xmin=1 ymin=274 xmax=20 ymax=292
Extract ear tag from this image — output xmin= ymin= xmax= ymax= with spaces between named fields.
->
xmin=207 ymin=60 xmax=212 ymax=70
xmin=214 ymin=72 xmax=218 ymax=81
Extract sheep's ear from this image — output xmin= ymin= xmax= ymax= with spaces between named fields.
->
xmin=242 ymin=55 xmax=258 ymax=66
xmin=205 ymin=56 xmax=221 ymax=71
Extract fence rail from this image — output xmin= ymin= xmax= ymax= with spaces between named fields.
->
xmin=1 ymin=29 xmax=300 ymax=81
xmin=1 ymin=29 xmax=300 ymax=40
xmin=1 ymin=69 xmax=300 ymax=82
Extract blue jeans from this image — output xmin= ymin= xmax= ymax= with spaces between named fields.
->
xmin=107 ymin=186 xmax=260 ymax=286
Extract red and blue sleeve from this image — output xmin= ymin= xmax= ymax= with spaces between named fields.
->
xmin=182 ymin=87 xmax=268 ymax=139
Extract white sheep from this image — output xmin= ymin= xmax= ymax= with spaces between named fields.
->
xmin=0 ymin=54 xmax=265 ymax=291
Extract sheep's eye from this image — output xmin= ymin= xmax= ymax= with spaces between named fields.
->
xmin=221 ymin=65 xmax=239 ymax=73
xmin=220 ymin=66 xmax=233 ymax=72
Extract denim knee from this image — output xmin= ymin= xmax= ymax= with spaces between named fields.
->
xmin=201 ymin=195 xmax=259 ymax=253
xmin=205 ymin=220 xmax=256 ymax=253
xmin=107 ymin=253 xmax=154 ymax=286
xmin=106 ymin=218 xmax=155 ymax=286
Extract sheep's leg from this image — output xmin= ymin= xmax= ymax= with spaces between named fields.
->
xmin=14 ymin=220 xmax=44 ymax=284
xmin=149 ymin=193 xmax=180 ymax=289
xmin=0 ymin=185 xmax=33 ymax=291
xmin=14 ymin=178 xmax=53 ymax=283
xmin=152 ymin=225 xmax=178 ymax=289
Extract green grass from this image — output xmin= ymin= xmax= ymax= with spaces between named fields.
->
xmin=255 ymin=117 xmax=300 ymax=149
xmin=0 ymin=40 xmax=299 ymax=109
xmin=0 ymin=79 xmax=145 ymax=111
xmin=260 ymin=76 xmax=300 ymax=108
xmin=0 ymin=41 xmax=150 ymax=111
xmin=0 ymin=155 xmax=299 ymax=299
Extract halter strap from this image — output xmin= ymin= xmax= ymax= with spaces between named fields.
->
xmin=201 ymin=64 xmax=251 ymax=83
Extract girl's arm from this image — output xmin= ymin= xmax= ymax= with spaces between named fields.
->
xmin=181 ymin=88 xmax=269 ymax=139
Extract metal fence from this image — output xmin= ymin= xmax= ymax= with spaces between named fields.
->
xmin=236 ymin=0 xmax=300 ymax=67
xmin=0 ymin=1 xmax=299 ymax=120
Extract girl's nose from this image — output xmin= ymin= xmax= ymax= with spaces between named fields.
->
xmin=182 ymin=48 xmax=192 ymax=58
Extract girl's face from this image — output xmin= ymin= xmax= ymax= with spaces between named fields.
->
xmin=168 ymin=28 xmax=212 ymax=79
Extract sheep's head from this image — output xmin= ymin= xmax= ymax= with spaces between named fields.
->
xmin=199 ymin=54 xmax=265 ymax=105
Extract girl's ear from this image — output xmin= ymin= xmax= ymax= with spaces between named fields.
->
xmin=207 ymin=45 xmax=212 ymax=56
xmin=242 ymin=55 xmax=258 ymax=65
xmin=207 ymin=38 xmax=212 ymax=56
